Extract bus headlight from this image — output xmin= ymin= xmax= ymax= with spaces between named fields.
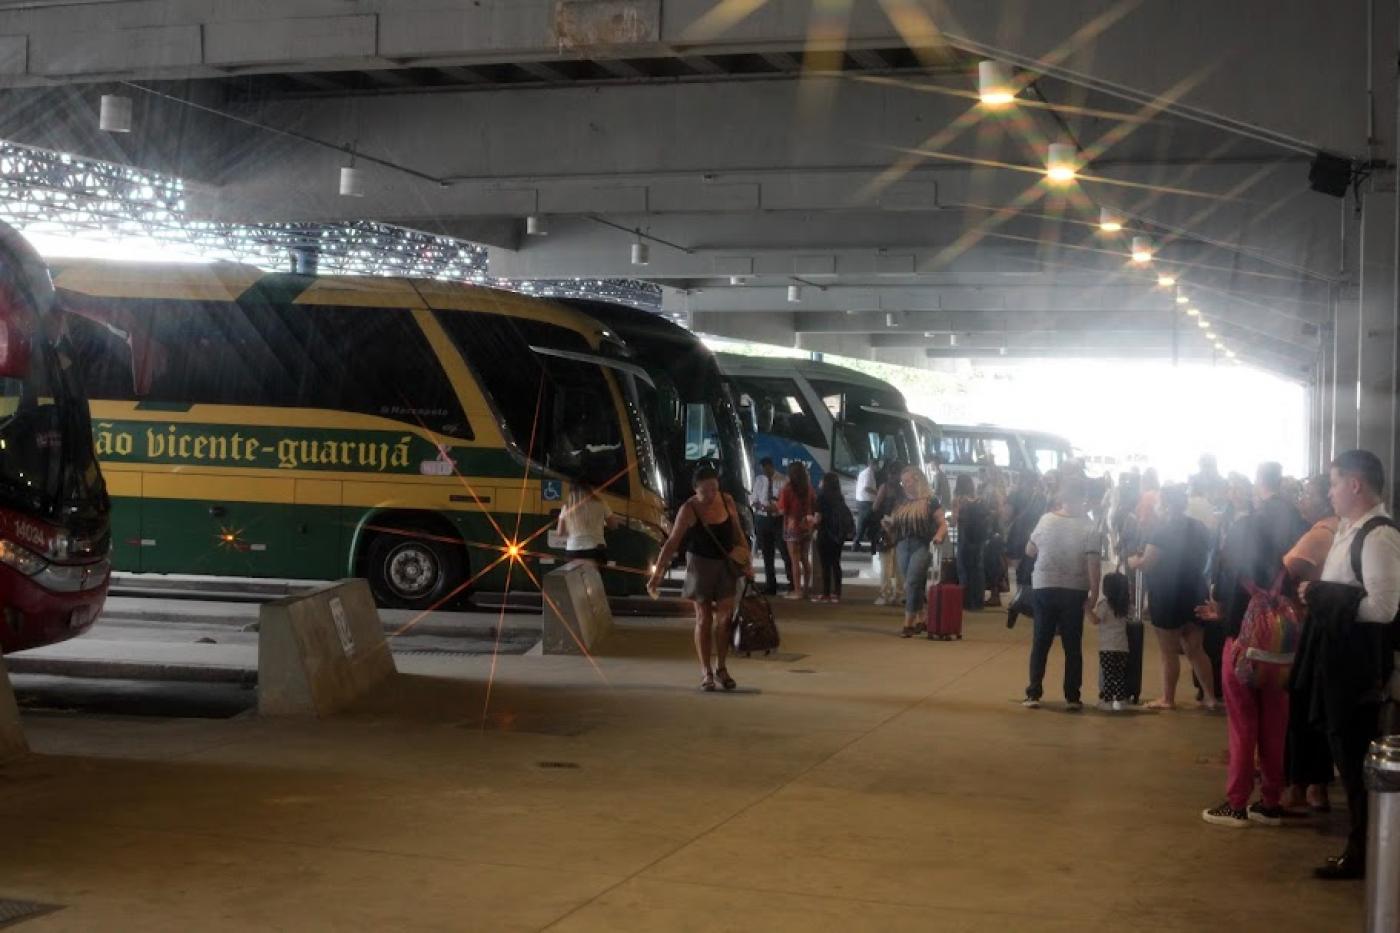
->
xmin=0 ymin=538 xmax=46 ymax=576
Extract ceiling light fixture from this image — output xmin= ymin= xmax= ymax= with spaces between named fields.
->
xmin=99 ymin=94 xmax=133 ymax=133
xmin=1157 ymin=274 xmax=1176 ymax=288
xmin=631 ymin=239 xmax=649 ymax=266
xmin=1176 ymin=292 xmax=1189 ymax=305
xmin=1046 ymin=143 xmax=1078 ymax=184
xmin=1098 ymin=208 xmax=1122 ymax=233
xmin=526 ymin=215 xmax=547 ymax=236
xmin=1186 ymin=307 xmax=1200 ymax=317
xmin=338 ymin=164 xmax=364 ymax=198
xmin=1131 ymin=236 xmax=1153 ymax=263
xmin=978 ymin=60 xmax=1016 ymax=107
xmin=787 ymin=284 xmax=801 ymax=303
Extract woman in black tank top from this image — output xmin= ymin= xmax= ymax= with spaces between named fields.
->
xmin=688 ymin=505 xmax=735 ymax=560
xmin=648 ymin=464 xmax=750 ymax=692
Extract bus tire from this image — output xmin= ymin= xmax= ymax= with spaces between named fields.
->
xmin=362 ymin=520 xmax=467 ymax=610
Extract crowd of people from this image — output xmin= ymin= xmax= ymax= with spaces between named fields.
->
xmin=617 ymin=445 xmax=1399 ymax=882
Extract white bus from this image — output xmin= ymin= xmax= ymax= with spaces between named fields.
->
xmin=716 ymin=353 xmax=937 ymax=504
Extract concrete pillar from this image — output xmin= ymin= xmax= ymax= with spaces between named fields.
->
xmin=1357 ymin=170 xmax=1397 ymax=481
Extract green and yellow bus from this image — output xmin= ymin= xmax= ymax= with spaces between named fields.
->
xmin=53 ymin=260 xmax=668 ymax=607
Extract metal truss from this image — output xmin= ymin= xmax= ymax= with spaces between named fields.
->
xmin=0 ymin=139 xmax=661 ymax=310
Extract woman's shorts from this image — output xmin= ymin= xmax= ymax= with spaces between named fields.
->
xmin=564 ymin=547 xmax=607 ymax=565
xmin=783 ymin=528 xmax=812 ymax=546
xmin=682 ymin=553 xmax=739 ymax=604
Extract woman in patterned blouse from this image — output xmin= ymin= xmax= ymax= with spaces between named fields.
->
xmin=885 ymin=467 xmax=948 ymax=637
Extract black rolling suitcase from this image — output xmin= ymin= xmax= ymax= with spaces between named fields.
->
xmin=1125 ymin=569 xmax=1146 ymax=704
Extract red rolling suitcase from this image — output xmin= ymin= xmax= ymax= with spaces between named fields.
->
xmin=926 ymin=584 xmax=964 ymax=640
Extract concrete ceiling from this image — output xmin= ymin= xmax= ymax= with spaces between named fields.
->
xmin=0 ymin=0 xmax=1365 ymax=381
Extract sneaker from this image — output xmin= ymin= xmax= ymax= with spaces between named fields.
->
xmin=873 ymin=596 xmax=889 ymax=606
xmin=1111 ymin=700 xmax=1125 ymax=712
xmin=810 ymin=595 xmax=827 ymax=603
xmin=1022 ymin=697 xmax=1041 ymax=709
xmin=1202 ymin=802 xmax=1249 ymax=828
xmin=829 ymin=597 xmax=841 ymax=605
xmin=1065 ymin=700 xmax=1083 ymax=712
xmin=1096 ymin=700 xmax=1115 ymax=712
xmin=1247 ymin=802 xmax=1285 ymax=826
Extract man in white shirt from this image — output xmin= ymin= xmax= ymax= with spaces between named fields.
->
xmin=750 ymin=458 xmax=791 ymax=595
xmin=1303 ymin=449 xmax=1400 ymax=880
xmin=854 ymin=461 xmax=880 ymax=553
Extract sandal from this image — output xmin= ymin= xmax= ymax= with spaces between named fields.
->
xmin=1144 ymin=699 xmax=1176 ymax=711
xmin=900 ymin=626 xmax=915 ymax=638
xmin=716 ymin=667 xmax=737 ymax=691
xmin=701 ymin=673 xmax=717 ymax=692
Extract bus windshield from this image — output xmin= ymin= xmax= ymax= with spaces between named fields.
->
xmin=1025 ymin=436 xmax=1071 ymax=474
xmin=832 ymin=409 xmax=918 ymax=474
xmin=436 ymin=310 xmax=636 ymax=496
xmin=687 ymin=367 xmax=751 ymax=495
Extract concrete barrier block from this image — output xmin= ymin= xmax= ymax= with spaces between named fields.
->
xmin=0 ymin=658 xmax=28 ymax=761
xmin=258 ymin=579 xmax=396 ymax=717
xmin=541 ymin=561 xmax=614 ymax=655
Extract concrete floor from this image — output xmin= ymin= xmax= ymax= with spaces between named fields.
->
xmin=1 ymin=587 xmax=1365 ymax=932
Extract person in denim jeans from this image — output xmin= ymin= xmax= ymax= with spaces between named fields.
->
xmin=884 ymin=467 xmax=947 ymax=637
xmin=1023 ymin=473 xmax=1101 ymax=709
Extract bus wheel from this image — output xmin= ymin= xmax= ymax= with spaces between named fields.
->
xmin=364 ymin=525 xmax=466 ymax=609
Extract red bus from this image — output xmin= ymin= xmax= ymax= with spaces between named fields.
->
xmin=0 ymin=223 xmax=110 ymax=654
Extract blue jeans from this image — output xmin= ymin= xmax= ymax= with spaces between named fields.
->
xmin=854 ymin=502 xmax=874 ymax=551
xmin=1027 ymin=587 xmax=1087 ymax=702
xmin=956 ymin=539 xmax=985 ymax=610
xmin=895 ymin=538 xmax=931 ymax=616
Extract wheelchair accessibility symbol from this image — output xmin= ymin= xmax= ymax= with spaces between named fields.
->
xmin=542 ymin=479 xmax=563 ymax=502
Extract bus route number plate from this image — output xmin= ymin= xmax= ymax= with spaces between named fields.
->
xmin=328 ymin=596 xmax=355 ymax=657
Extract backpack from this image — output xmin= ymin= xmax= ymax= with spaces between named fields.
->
xmin=958 ymin=499 xmax=990 ymax=545
xmin=1350 ymin=516 xmax=1400 ymax=686
xmin=836 ymin=502 xmax=856 ymax=543
xmin=1231 ymin=572 xmax=1304 ymax=690
xmin=731 ymin=578 xmax=780 ymax=655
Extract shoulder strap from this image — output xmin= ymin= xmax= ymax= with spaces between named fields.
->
xmin=1350 ymin=516 xmax=1399 ymax=586
xmin=692 ymin=497 xmax=741 ymax=557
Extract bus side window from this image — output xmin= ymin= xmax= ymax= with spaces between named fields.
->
xmin=63 ymin=311 xmax=137 ymax=401
xmin=282 ymin=305 xmax=474 ymax=439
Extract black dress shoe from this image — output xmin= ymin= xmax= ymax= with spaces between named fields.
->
xmin=1006 ymin=608 xmax=1019 ymax=629
xmin=1313 ymin=854 xmax=1365 ymax=880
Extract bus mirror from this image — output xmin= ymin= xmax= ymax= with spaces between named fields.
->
xmin=0 ymin=317 xmax=30 ymax=379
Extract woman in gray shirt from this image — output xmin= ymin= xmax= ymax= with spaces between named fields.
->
xmin=1023 ymin=473 xmax=1101 ymax=710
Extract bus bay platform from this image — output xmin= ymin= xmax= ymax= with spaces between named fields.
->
xmin=1 ymin=587 xmax=1362 ymax=932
